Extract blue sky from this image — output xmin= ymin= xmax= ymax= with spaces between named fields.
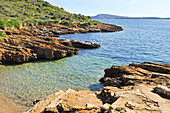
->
xmin=45 ymin=0 xmax=170 ymax=17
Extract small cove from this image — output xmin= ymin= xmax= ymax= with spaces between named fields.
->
xmin=0 ymin=19 xmax=170 ymax=107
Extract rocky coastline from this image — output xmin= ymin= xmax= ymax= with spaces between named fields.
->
xmin=26 ymin=62 xmax=170 ymax=113
xmin=0 ymin=23 xmax=123 ymax=64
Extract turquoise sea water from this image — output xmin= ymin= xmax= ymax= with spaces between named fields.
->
xmin=0 ymin=19 xmax=170 ymax=107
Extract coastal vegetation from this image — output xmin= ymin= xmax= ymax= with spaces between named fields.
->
xmin=0 ymin=0 xmax=123 ymax=64
xmin=0 ymin=31 xmax=7 ymax=38
xmin=115 ymin=107 xmax=125 ymax=111
xmin=0 ymin=1 xmax=169 ymax=113
xmin=0 ymin=0 xmax=101 ymax=30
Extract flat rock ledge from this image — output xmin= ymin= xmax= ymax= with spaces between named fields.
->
xmin=26 ymin=62 xmax=170 ymax=113
xmin=26 ymin=87 xmax=162 ymax=113
xmin=100 ymin=62 xmax=170 ymax=87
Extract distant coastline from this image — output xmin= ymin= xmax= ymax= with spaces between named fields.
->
xmin=92 ymin=14 xmax=170 ymax=19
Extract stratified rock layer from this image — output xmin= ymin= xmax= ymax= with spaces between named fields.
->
xmin=0 ymin=23 xmax=123 ymax=64
xmin=0 ymin=26 xmax=103 ymax=64
xmin=99 ymin=62 xmax=170 ymax=87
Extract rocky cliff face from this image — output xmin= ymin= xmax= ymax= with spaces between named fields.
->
xmin=0 ymin=23 xmax=122 ymax=64
xmin=25 ymin=62 xmax=170 ymax=113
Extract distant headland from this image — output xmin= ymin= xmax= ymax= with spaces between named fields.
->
xmin=92 ymin=14 xmax=170 ymax=19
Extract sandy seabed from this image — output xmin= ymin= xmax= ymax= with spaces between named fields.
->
xmin=0 ymin=94 xmax=27 ymax=113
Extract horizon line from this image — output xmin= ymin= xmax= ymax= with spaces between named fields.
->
xmin=86 ymin=13 xmax=170 ymax=18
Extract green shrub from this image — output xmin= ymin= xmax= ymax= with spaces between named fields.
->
xmin=10 ymin=14 xmax=19 ymax=17
xmin=34 ymin=14 xmax=40 ymax=17
xmin=17 ymin=37 xmax=21 ymax=41
xmin=47 ymin=19 xmax=58 ymax=23
xmin=45 ymin=11 xmax=50 ymax=14
xmin=0 ymin=19 xmax=5 ymax=29
xmin=0 ymin=19 xmax=5 ymax=25
xmin=6 ymin=22 xmax=12 ymax=27
xmin=115 ymin=107 xmax=125 ymax=111
xmin=0 ymin=19 xmax=12 ymax=29
xmin=93 ymin=20 xmax=101 ymax=25
xmin=69 ymin=21 xmax=74 ymax=26
xmin=43 ymin=7 xmax=52 ymax=11
xmin=83 ymin=16 xmax=90 ymax=20
xmin=87 ymin=21 xmax=93 ymax=25
xmin=9 ymin=19 xmax=20 ymax=29
xmin=4 ymin=12 xmax=9 ymax=16
xmin=59 ymin=21 xmax=66 ymax=25
xmin=30 ymin=10 xmax=36 ymax=13
xmin=37 ymin=0 xmax=44 ymax=2
xmin=51 ymin=15 xmax=58 ymax=19
xmin=0 ymin=31 xmax=7 ymax=38
xmin=24 ymin=11 xmax=30 ymax=16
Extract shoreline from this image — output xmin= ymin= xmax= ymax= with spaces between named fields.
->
xmin=0 ymin=23 xmax=123 ymax=112
xmin=0 ymin=94 xmax=27 ymax=113
xmin=0 ymin=23 xmax=123 ymax=64
xmin=26 ymin=62 xmax=170 ymax=113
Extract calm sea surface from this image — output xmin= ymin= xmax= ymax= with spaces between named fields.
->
xmin=0 ymin=19 xmax=170 ymax=107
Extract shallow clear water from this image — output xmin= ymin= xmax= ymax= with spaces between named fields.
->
xmin=0 ymin=19 xmax=170 ymax=107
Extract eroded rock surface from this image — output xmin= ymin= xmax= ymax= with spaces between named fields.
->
xmin=25 ymin=62 xmax=170 ymax=113
xmin=0 ymin=22 xmax=123 ymax=64
xmin=26 ymin=89 xmax=103 ymax=113
xmin=26 ymin=86 xmax=164 ymax=113
xmin=0 ymin=24 xmax=105 ymax=64
xmin=153 ymin=85 xmax=170 ymax=99
xmin=99 ymin=62 xmax=170 ymax=87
